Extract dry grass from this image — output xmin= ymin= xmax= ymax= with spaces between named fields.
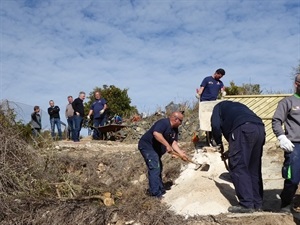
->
xmin=1 ymin=104 xmax=295 ymax=225
xmin=0 ymin=105 xmax=189 ymax=224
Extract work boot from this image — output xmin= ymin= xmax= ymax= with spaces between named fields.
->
xmin=228 ymin=205 xmax=254 ymax=213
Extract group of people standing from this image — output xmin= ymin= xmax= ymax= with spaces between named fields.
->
xmin=30 ymin=90 xmax=108 ymax=142
xmin=139 ymin=69 xmax=300 ymax=214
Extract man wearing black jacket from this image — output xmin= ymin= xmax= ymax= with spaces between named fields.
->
xmin=72 ymin=91 xmax=86 ymax=142
xmin=211 ymin=101 xmax=265 ymax=213
xmin=48 ymin=100 xmax=62 ymax=140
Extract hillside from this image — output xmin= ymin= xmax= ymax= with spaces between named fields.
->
xmin=0 ymin=108 xmax=299 ymax=225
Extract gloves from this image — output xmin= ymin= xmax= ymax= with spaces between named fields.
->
xmin=100 ymin=109 xmax=105 ymax=115
xmin=221 ymin=91 xmax=227 ymax=97
xmin=195 ymin=93 xmax=200 ymax=99
xmin=278 ymin=135 xmax=294 ymax=152
xmin=87 ymin=115 xmax=90 ymax=120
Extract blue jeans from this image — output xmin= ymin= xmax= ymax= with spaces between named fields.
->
xmin=72 ymin=115 xmax=83 ymax=142
xmin=50 ymin=118 xmax=62 ymax=140
xmin=93 ymin=116 xmax=106 ymax=140
xmin=67 ymin=116 xmax=74 ymax=140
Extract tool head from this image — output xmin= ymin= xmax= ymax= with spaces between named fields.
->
xmin=195 ymin=163 xmax=210 ymax=171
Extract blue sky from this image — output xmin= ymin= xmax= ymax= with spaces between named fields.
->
xmin=1 ymin=0 xmax=299 ymax=125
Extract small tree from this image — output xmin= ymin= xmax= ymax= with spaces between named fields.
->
xmin=84 ymin=85 xmax=138 ymax=119
xmin=225 ymin=81 xmax=261 ymax=95
xmin=225 ymin=81 xmax=240 ymax=95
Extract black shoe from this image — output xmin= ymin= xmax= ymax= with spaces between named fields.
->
xmin=280 ymin=205 xmax=292 ymax=213
xmin=163 ymin=181 xmax=173 ymax=191
xmin=228 ymin=205 xmax=254 ymax=213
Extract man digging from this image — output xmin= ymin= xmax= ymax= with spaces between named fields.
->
xmin=138 ymin=111 xmax=188 ymax=199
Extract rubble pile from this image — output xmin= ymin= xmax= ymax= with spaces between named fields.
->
xmin=121 ymin=109 xmax=200 ymax=143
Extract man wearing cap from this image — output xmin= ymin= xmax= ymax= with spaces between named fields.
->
xmin=272 ymin=73 xmax=300 ymax=213
xmin=196 ymin=68 xmax=226 ymax=146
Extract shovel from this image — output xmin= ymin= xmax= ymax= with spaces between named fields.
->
xmin=171 ymin=151 xmax=210 ymax=171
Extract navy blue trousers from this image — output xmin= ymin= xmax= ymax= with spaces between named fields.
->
xmin=138 ymin=142 xmax=165 ymax=197
xmin=228 ymin=123 xmax=265 ymax=209
xmin=93 ymin=116 xmax=106 ymax=140
xmin=280 ymin=143 xmax=300 ymax=207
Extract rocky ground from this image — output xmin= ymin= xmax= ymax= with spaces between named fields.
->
xmin=40 ymin=137 xmax=299 ymax=225
xmin=1 ymin=107 xmax=300 ymax=225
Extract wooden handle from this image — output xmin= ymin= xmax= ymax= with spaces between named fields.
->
xmin=171 ymin=151 xmax=198 ymax=165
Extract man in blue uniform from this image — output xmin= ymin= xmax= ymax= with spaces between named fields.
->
xmin=196 ymin=68 xmax=226 ymax=102
xmin=138 ymin=111 xmax=188 ymax=198
xmin=272 ymin=73 xmax=300 ymax=212
xmin=211 ymin=101 xmax=265 ymax=213
xmin=87 ymin=91 xmax=107 ymax=140
xmin=196 ymin=68 xmax=226 ymax=146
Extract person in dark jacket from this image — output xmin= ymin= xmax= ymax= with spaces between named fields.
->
xmin=30 ymin=105 xmax=41 ymax=137
xmin=272 ymin=73 xmax=300 ymax=213
xmin=48 ymin=100 xmax=62 ymax=140
xmin=138 ymin=111 xmax=188 ymax=198
xmin=211 ymin=101 xmax=265 ymax=213
xmin=71 ymin=91 xmax=86 ymax=142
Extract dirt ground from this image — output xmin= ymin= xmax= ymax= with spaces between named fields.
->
xmin=44 ymin=138 xmax=299 ymax=225
xmin=2 ymin=132 xmax=300 ymax=225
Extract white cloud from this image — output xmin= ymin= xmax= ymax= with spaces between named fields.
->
xmin=1 ymin=0 xmax=299 ymax=125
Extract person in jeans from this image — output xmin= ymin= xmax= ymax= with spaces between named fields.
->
xmin=65 ymin=95 xmax=74 ymax=140
xmin=30 ymin=105 xmax=42 ymax=137
xmin=72 ymin=91 xmax=86 ymax=142
xmin=272 ymin=73 xmax=300 ymax=213
xmin=87 ymin=91 xmax=107 ymax=140
xmin=48 ymin=100 xmax=62 ymax=140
